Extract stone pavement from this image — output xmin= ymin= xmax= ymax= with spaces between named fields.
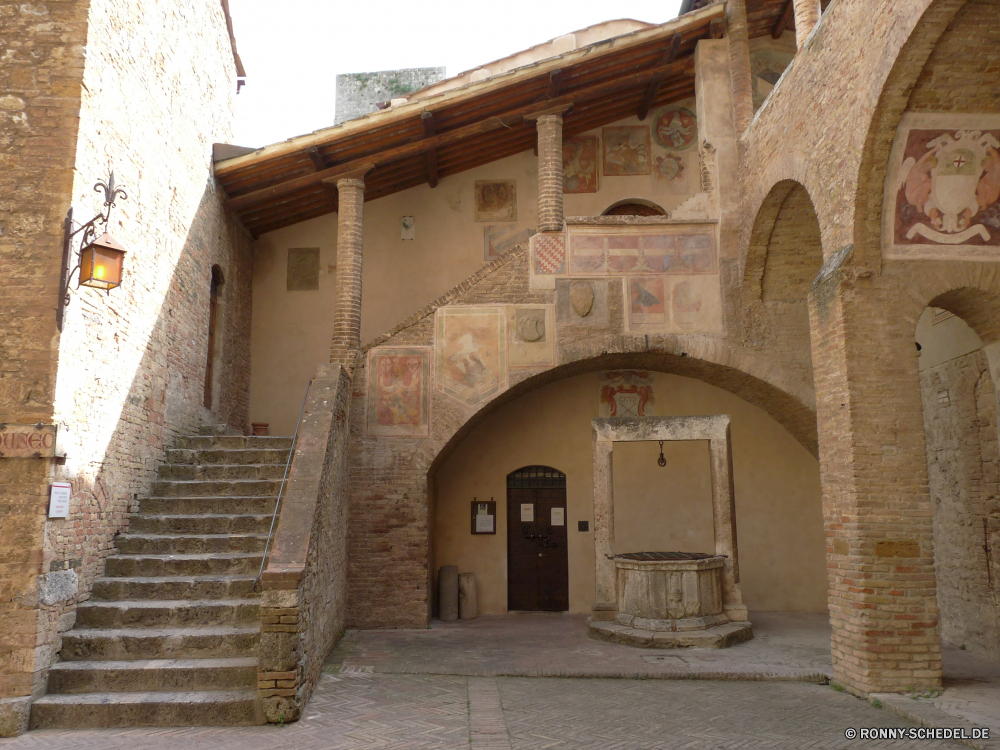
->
xmin=328 ymin=611 xmax=835 ymax=682
xmin=0 ymin=672 xmax=971 ymax=749
xmin=2 ymin=612 xmax=996 ymax=749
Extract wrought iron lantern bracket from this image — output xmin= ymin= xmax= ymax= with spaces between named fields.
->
xmin=57 ymin=172 xmax=128 ymax=330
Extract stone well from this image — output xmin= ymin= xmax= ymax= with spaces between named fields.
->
xmin=614 ymin=552 xmax=729 ymax=632
xmin=589 ymin=551 xmax=753 ymax=648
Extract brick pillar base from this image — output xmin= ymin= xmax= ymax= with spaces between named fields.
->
xmin=809 ymin=262 xmax=942 ymax=695
xmin=330 ymin=176 xmax=365 ymax=368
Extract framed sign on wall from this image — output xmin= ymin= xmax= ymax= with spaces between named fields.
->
xmin=471 ymin=499 xmax=497 ymax=535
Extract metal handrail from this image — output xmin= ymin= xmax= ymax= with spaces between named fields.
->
xmin=254 ymin=379 xmax=312 ymax=591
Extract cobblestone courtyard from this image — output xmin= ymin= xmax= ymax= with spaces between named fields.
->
xmin=3 ymin=614 xmax=997 ymax=749
xmin=0 ymin=673 xmax=975 ymax=750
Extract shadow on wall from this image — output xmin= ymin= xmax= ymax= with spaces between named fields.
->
xmin=32 ymin=184 xmax=253 ymax=696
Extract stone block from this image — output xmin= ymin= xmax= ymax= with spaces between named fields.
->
xmin=38 ymin=570 xmax=77 ymax=606
xmin=259 ymin=631 xmax=297 ymax=672
xmin=438 ymin=566 xmax=458 ymax=622
xmin=0 ymin=697 xmax=30 ymax=737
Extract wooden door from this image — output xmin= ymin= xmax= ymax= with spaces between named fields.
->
xmin=203 ymin=269 xmax=221 ymax=408
xmin=507 ymin=467 xmax=568 ymax=611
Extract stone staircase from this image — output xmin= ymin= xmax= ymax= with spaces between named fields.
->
xmin=30 ymin=433 xmax=293 ymax=729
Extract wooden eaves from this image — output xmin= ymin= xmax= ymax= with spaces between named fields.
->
xmin=215 ymin=3 xmax=725 ymax=237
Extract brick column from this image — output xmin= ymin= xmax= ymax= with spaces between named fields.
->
xmin=726 ymin=0 xmax=754 ymax=132
xmin=793 ymin=0 xmax=822 ymax=50
xmin=330 ymin=176 xmax=365 ymax=368
xmin=536 ymin=113 xmax=564 ymax=233
xmin=809 ymin=261 xmax=942 ymax=696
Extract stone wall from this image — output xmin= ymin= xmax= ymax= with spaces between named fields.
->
xmin=258 ymin=365 xmax=351 ymax=723
xmin=921 ymin=349 xmax=1000 ymax=660
xmin=0 ymin=0 xmax=250 ymax=726
xmin=0 ymin=0 xmax=93 ymax=732
xmin=334 ymin=68 xmax=445 ymax=125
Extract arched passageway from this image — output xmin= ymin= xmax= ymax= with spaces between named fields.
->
xmin=431 ymin=369 xmax=826 ymax=618
xmin=916 ymin=297 xmax=1000 ymax=662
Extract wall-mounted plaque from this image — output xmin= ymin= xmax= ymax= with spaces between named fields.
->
xmin=49 ymin=482 xmax=71 ymax=518
xmin=471 ymin=499 xmax=497 ymax=535
xmin=0 ymin=423 xmax=57 ymax=458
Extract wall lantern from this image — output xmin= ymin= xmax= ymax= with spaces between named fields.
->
xmin=57 ymin=171 xmax=129 ymax=330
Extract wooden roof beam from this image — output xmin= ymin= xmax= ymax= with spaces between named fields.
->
xmin=421 ymin=112 xmax=438 ymax=188
xmin=224 ymin=56 xmax=694 ymax=214
xmin=772 ymin=0 xmax=794 ymax=39
xmin=547 ymin=68 xmax=563 ymax=99
xmin=306 ymin=146 xmax=339 ymax=209
xmin=306 ymin=146 xmax=325 ymax=171
xmin=638 ymin=33 xmax=683 ymax=121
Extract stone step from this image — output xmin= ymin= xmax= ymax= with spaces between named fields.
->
xmin=60 ymin=626 xmax=259 ymax=661
xmin=116 ymin=533 xmax=268 ymax=555
xmin=93 ymin=575 xmax=258 ymax=601
xmin=30 ymin=689 xmax=261 ymax=728
xmin=167 ymin=447 xmax=291 ymax=466
xmin=174 ymin=435 xmax=292 ymax=450
xmin=46 ymin=657 xmax=257 ymax=694
xmin=196 ymin=424 xmax=245 ymax=437
xmin=141 ymin=496 xmax=277 ymax=515
xmin=129 ymin=513 xmax=271 ymax=535
xmin=76 ymin=599 xmax=260 ymax=629
xmin=152 ymin=478 xmax=283 ymax=498
xmin=105 ymin=553 xmax=262 ymax=578
xmin=158 ymin=463 xmax=286 ymax=481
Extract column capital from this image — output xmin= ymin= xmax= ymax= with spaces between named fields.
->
xmin=524 ymin=103 xmax=573 ymax=122
xmin=335 ymin=176 xmax=366 ymax=191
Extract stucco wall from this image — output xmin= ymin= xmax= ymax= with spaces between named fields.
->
xmin=432 ymin=371 xmax=827 ymax=616
xmin=249 ymin=111 xmax=705 ymax=434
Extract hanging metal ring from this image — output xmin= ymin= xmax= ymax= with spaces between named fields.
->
xmin=657 ymin=440 xmax=666 ymax=468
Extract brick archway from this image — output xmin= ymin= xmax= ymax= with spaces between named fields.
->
xmin=852 ymin=0 xmax=974 ymax=273
xmin=347 ymin=264 xmax=819 ymax=630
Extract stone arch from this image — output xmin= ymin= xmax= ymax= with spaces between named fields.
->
xmin=743 ymin=179 xmax=823 ymax=301
xmin=740 ymin=179 xmax=823 ymax=385
xmin=428 ymin=345 xmax=818 ymax=486
xmin=853 ymin=0 xmax=993 ymax=272
xmin=894 ymin=263 xmax=1000 ymax=347
xmin=740 ymin=155 xmax=825 ymax=281
xmin=601 ymin=198 xmax=668 ymax=216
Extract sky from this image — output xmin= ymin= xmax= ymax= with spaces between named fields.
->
xmin=229 ymin=0 xmax=685 ymax=148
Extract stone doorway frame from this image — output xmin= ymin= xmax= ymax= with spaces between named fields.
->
xmin=591 ymin=415 xmax=748 ymax=622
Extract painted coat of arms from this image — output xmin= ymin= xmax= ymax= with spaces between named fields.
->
xmin=367 ymin=348 xmax=430 ymax=436
xmin=885 ymin=114 xmax=1000 ymax=260
xmin=435 ymin=307 xmax=507 ymax=406
xmin=475 ymin=180 xmax=517 ymax=222
xmin=603 ymin=126 xmax=650 ymax=176
xmin=653 ymin=106 xmax=697 ymax=151
xmin=563 ymin=135 xmax=599 ymax=193
xmin=599 ymin=371 xmax=655 ymax=417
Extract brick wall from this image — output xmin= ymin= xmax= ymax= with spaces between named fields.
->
xmin=920 ymin=349 xmax=1000 ymax=660
xmin=906 ymin=0 xmax=1000 ymax=113
xmin=738 ymin=0 xmax=1000 ymax=695
xmin=0 ymin=0 xmax=251 ymax=716
xmin=259 ymin=365 xmax=351 ymax=723
xmin=0 ymin=0 xmax=93 ymax=723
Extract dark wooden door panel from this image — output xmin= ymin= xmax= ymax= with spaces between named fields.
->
xmin=507 ymin=483 xmax=568 ymax=612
